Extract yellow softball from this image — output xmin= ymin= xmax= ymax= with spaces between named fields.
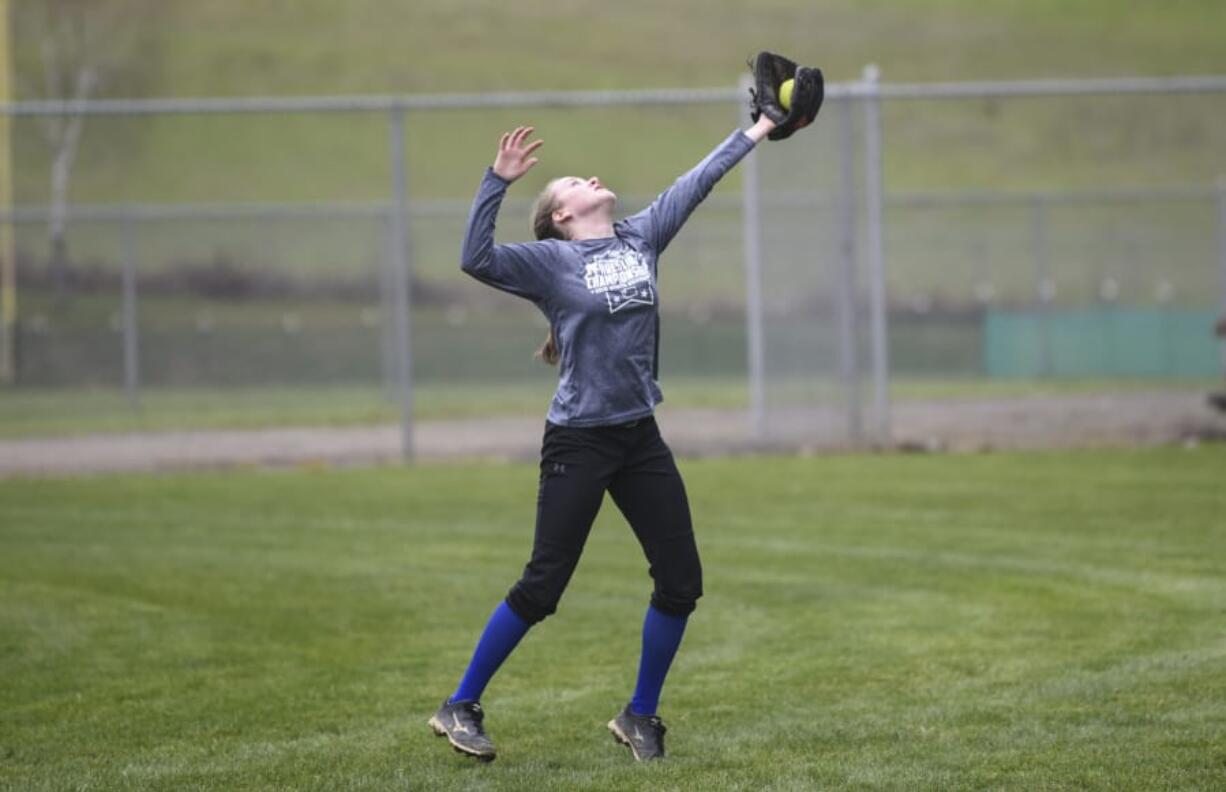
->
xmin=779 ymin=78 xmax=794 ymax=111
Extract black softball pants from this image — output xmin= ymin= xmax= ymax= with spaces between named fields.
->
xmin=505 ymin=416 xmax=702 ymax=625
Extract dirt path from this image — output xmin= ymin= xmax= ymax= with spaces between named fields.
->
xmin=2 ymin=391 xmax=1223 ymax=478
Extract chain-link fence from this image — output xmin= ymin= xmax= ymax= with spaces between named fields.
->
xmin=750 ymin=72 xmax=1226 ymax=447
xmin=2 ymin=74 xmax=1225 ymax=457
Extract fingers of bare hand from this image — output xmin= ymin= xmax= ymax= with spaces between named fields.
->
xmin=499 ymin=132 xmax=511 ymax=150
xmin=514 ymin=126 xmax=534 ymax=147
xmin=523 ymin=139 xmax=544 ymax=156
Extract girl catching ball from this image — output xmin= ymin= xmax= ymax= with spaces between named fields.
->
xmin=429 ymin=55 xmax=820 ymax=763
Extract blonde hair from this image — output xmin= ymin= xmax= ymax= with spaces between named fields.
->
xmin=530 ymin=179 xmax=565 ymax=365
xmin=531 ymin=178 xmax=566 ymax=242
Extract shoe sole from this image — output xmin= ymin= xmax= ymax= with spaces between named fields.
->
xmin=428 ymin=715 xmax=496 ymax=762
xmin=607 ymin=718 xmax=648 ymax=762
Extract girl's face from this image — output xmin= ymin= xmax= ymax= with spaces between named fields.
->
xmin=551 ymin=176 xmax=616 ymax=224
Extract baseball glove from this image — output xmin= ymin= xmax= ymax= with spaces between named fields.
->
xmin=748 ymin=51 xmax=824 ymax=141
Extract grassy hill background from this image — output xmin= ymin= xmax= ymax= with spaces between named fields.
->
xmin=10 ymin=0 xmax=1226 ymax=205
xmin=41 ymin=0 xmax=1226 ymax=97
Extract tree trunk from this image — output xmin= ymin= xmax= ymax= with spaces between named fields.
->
xmin=45 ymin=67 xmax=95 ymax=307
xmin=48 ymin=129 xmax=74 ymax=304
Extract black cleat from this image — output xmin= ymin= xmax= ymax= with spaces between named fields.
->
xmin=607 ymin=704 xmax=667 ymax=761
xmin=428 ymin=698 xmax=496 ymax=762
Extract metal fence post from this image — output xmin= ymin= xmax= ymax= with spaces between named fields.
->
xmin=738 ymin=74 xmax=766 ymax=440
xmin=1030 ymin=196 xmax=1054 ymax=377
xmin=1218 ymin=177 xmax=1226 ymax=377
xmin=0 ymin=207 xmax=12 ymax=386
xmin=861 ymin=64 xmax=891 ymax=446
xmin=121 ymin=213 xmax=140 ymax=410
xmin=835 ymin=96 xmax=863 ymax=447
xmin=379 ymin=211 xmax=397 ymax=402
xmin=388 ymin=109 xmax=414 ymax=462
xmin=0 ymin=3 xmax=12 ymax=387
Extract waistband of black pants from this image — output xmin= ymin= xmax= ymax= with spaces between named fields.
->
xmin=547 ymin=415 xmax=655 ymax=431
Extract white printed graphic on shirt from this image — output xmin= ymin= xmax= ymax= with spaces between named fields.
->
xmin=583 ymin=248 xmax=655 ymax=314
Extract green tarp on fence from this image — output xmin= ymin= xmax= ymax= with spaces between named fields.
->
xmin=984 ymin=308 xmax=1222 ymax=378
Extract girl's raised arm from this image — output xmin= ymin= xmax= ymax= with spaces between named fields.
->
xmin=460 ymin=127 xmax=554 ymax=301
xmin=620 ymin=115 xmax=775 ymax=255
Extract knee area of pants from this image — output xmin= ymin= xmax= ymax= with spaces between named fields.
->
xmin=651 ymin=591 xmax=700 ymax=618
xmin=506 ymin=588 xmax=557 ymax=626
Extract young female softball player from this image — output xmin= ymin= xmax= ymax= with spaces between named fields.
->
xmin=429 ymin=57 xmax=821 ymax=763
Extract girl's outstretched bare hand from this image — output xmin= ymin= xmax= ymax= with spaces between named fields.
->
xmin=492 ymin=126 xmax=544 ymax=183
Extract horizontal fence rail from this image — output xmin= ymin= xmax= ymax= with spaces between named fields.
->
xmin=5 ymin=74 xmax=1226 ymax=116
xmin=4 ymin=185 xmax=1219 ymax=223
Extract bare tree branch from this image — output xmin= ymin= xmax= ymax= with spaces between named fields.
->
xmin=16 ymin=0 xmax=167 ymax=302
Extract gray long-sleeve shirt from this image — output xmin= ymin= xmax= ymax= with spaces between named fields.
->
xmin=460 ymin=129 xmax=756 ymax=427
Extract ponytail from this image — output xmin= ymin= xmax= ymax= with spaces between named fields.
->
xmin=536 ymin=326 xmax=560 ymax=366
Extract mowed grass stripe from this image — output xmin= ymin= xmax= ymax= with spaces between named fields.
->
xmin=3 ymin=378 xmax=1217 ymax=439
xmin=2 ymin=447 xmax=1224 ymax=790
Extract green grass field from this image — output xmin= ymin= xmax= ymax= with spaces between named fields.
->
xmin=3 ymin=448 xmax=1225 ymax=789
xmin=11 ymin=0 xmax=1226 ymax=206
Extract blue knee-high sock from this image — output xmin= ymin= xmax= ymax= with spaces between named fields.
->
xmin=630 ymin=605 xmax=689 ymax=716
xmin=451 ymin=601 xmax=531 ymax=703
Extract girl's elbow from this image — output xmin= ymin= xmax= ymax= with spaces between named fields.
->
xmin=459 ymin=247 xmax=488 ymax=273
